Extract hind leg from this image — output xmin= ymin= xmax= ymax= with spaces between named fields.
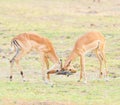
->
xmin=98 ymin=42 xmax=108 ymax=78
xmin=10 ymin=49 xmax=27 ymax=81
xmin=99 ymin=51 xmax=108 ymax=79
xmin=15 ymin=51 xmax=26 ymax=81
xmin=95 ymin=49 xmax=104 ymax=78
xmin=10 ymin=60 xmax=14 ymax=81
xmin=9 ymin=48 xmax=20 ymax=81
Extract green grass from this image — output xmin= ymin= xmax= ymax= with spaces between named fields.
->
xmin=0 ymin=78 xmax=120 ymax=105
xmin=0 ymin=0 xmax=120 ymax=104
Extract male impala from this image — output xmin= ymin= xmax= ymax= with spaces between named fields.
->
xmin=47 ymin=31 xmax=108 ymax=83
xmin=10 ymin=32 xmax=61 ymax=82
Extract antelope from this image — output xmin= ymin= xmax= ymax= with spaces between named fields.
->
xmin=9 ymin=32 xmax=62 ymax=83
xmin=47 ymin=31 xmax=108 ymax=83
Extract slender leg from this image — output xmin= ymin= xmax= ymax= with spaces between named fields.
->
xmin=15 ymin=59 xmax=24 ymax=81
xmin=46 ymin=69 xmax=58 ymax=87
xmin=99 ymin=51 xmax=108 ymax=79
xmin=14 ymin=51 xmax=27 ymax=81
xmin=101 ymin=44 xmax=108 ymax=78
xmin=78 ymin=54 xmax=87 ymax=83
xmin=9 ymin=48 xmax=20 ymax=81
xmin=39 ymin=52 xmax=47 ymax=81
xmin=10 ymin=60 xmax=14 ymax=81
xmin=45 ymin=56 xmax=49 ymax=69
xmin=78 ymin=55 xmax=83 ymax=82
xmin=95 ymin=49 xmax=103 ymax=78
xmin=47 ymin=70 xmax=57 ymax=80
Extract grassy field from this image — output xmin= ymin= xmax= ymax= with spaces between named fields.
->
xmin=0 ymin=0 xmax=120 ymax=105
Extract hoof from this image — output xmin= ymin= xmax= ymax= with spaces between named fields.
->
xmin=44 ymin=80 xmax=54 ymax=87
xmin=83 ymin=81 xmax=87 ymax=84
xmin=23 ymin=79 xmax=26 ymax=82
xmin=105 ymin=77 xmax=110 ymax=82
xmin=44 ymin=80 xmax=49 ymax=84
xmin=50 ymin=84 xmax=54 ymax=88
xmin=10 ymin=76 xmax=12 ymax=81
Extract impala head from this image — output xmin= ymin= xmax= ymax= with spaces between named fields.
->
xmin=62 ymin=61 xmax=76 ymax=73
xmin=56 ymin=59 xmax=76 ymax=76
xmin=47 ymin=59 xmax=63 ymax=72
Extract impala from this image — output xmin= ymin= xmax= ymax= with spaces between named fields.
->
xmin=47 ymin=31 xmax=108 ymax=83
xmin=10 ymin=32 xmax=61 ymax=82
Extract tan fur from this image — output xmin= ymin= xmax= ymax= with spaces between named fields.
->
xmin=63 ymin=31 xmax=107 ymax=83
xmin=10 ymin=32 xmax=60 ymax=82
xmin=47 ymin=31 xmax=108 ymax=83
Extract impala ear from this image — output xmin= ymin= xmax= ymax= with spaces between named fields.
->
xmin=60 ymin=59 xmax=63 ymax=69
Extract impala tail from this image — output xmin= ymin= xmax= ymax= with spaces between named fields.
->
xmin=9 ymin=39 xmax=22 ymax=64
xmin=10 ymin=39 xmax=21 ymax=53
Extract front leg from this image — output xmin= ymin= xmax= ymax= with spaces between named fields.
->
xmin=47 ymin=70 xmax=57 ymax=81
xmin=78 ymin=54 xmax=87 ymax=83
xmin=39 ymin=52 xmax=47 ymax=81
xmin=45 ymin=70 xmax=57 ymax=87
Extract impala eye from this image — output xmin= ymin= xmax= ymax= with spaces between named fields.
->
xmin=56 ymin=70 xmax=59 ymax=72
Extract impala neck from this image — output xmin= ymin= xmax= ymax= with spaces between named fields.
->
xmin=48 ymin=51 xmax=60 ymax=64
xmin=64 ymin=51 xmax=77 ymax=69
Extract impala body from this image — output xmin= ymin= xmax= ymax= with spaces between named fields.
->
xmin=10 ymin=32 xmax=61 ymax=82
xmin=47 ymin=32 xmax=108 ymax=83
